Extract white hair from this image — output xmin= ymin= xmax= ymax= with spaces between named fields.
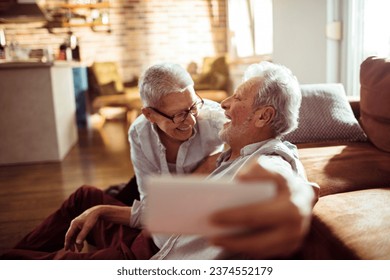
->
xmin=139 ymin=63 xmax=194 ymax=107
xmin=243 ymin=61 xmax=302 ymax=136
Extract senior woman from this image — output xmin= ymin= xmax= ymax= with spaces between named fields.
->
xmin=128 ymin=63 xmax=226 ymax=247
xmin=2 ymin=63 xmax=225 ymax=260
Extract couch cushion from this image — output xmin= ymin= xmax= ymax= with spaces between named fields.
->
xmin=283 ymin=83 xmax=367 ymax=143
xmin=360 ymin=56 xmax=390 ymax=152
xmin=297 ymin=142 xmax=390 ymax=197
xmin=302 ymin=188 xmax=390 ymax=259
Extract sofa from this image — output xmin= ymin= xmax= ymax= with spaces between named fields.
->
xmin=284 ymin=56 xmax=390 ymax=259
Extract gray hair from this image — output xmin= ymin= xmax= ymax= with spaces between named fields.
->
xmin=139 ymin=63 xmax=194 ymax=107
xmin=243 ymin=61 xmax=301 ymax=136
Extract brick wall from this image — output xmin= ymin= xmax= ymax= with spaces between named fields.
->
xmin=1 ymin=0 xmax=227 ymax=82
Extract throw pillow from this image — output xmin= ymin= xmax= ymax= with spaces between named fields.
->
xmin=282 ymin=83 xmax=367 ymax=143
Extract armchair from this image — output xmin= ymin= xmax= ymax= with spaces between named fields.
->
xmin=87 ymin=62 xmax=142 ymax=123
xmin=190 ymin=55 xmax=229 ymax=102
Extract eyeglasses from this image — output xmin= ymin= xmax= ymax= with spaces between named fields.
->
xmin=149 ymin=95 xmax=204 ymax=124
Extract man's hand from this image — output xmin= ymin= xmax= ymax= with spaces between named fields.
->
xmin=208 ymin=162 xmax=315 ymax=259
xmin=64 ymin=206 xmax=102 ymax=252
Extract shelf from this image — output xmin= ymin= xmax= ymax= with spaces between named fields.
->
xmin=47 ymin=21 xmax=109 ymax=28
xmin=46 ymin=2 xmax=110 ymax=10
xmin=46 ymin=22 xmax=111 ymax=33
xmin=44 ymin=1 xmax=110 ymax=32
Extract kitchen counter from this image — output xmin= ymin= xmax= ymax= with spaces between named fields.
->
xmin=0 ymin=60 xmax=53 ymax=68
xmin=0 ymin=62 xmax=78 ymax=165
xmin=0 ymin=59 xmax=90 ymax=68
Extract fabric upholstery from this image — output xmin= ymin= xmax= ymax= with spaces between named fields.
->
xmin=302 ymin=188 xmax=390 ymax=259
xmin=360 ymin=56 xmax=390 ymax=152
xmin=90 ymin=62 xmax=124 ymax=94
xmin=193 ymin=55 xmax=229 ymax=91
xmin=197 ymin=90 xmax=228 ymax=103
xmin=297 ymin=142 xmax=390 ymax=197
xmin=283 ymin=83 xmax=367 ymax=143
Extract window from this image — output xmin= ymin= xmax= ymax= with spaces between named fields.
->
xmin=227 ymin=0 xmax=273 ymax=59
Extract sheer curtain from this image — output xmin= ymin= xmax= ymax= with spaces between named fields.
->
xmin=341 ymin=0 xmax=364 ymax=96
xmin=341 ymin=0 xmax=390 ymax=96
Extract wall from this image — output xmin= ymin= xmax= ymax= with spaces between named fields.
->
xmin=1 ymin=0 xmax=227 ymax=82
xmin=273 ymin=0 xmax=330 ymax=84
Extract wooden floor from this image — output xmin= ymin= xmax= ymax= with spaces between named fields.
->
xmin=0 ymin=119 xmax=134 ymax=255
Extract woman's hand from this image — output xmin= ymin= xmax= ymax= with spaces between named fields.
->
xmin=193 ymin=152 xmax=222 ymax=174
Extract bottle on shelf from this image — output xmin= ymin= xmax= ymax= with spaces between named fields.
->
xmin=69 ymin=32 xmax=81 ymax=61
xmin=0 ymin=29 xmax=7 ymax=60
xmin=58 ymin=32 xmax=81 ymax=61
xmin=58 ymin=37 xmax=72 ymax=61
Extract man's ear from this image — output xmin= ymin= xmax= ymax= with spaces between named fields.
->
xmin=141 ymin=107 xmax=156 ymax=123
xmin=254 ymin=106 xmax=275 ymax=128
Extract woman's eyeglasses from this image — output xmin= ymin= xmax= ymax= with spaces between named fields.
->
xmin=149 ymin=95 xmax=204 ymax=124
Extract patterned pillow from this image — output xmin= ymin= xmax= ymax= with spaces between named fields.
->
xmin=282 ymin=83 xmax=367 ymax=143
